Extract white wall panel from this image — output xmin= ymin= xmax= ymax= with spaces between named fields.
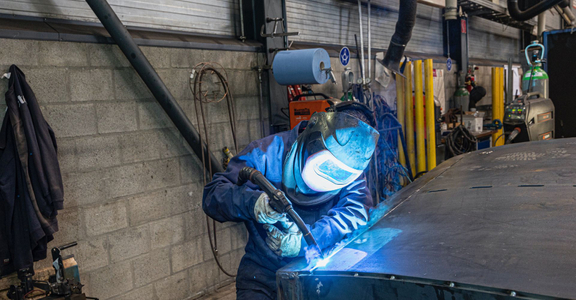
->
xmin=0 ymin=0 xmax=239 ymax=36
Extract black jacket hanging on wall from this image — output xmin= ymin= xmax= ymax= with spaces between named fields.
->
xmin=0 ymin=65 xmax=64 ymax=276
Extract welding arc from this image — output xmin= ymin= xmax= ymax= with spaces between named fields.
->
xmin=191 ymin=63 xmax=239 ymax=277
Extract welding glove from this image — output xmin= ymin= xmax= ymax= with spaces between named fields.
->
xmin=263 ymin=219 xmax=302 ymax=258
xmin=253 ymin=193 xmax=285 ymax=224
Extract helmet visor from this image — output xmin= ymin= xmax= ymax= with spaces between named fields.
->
xmin=301 ymin=150 xmax=363 ymax=192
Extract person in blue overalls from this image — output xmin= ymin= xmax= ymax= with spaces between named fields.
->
xmin=203 ymin=103 xmax=379 ymax=299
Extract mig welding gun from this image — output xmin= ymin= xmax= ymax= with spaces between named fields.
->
xmin=237 ymin=167 xmax=323 ymax=259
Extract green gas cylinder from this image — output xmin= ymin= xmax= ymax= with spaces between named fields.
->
xmin=522 ymin=41 xmax=549 ymax=99
xmin=454 ymin=85 xmax=470 ymax=111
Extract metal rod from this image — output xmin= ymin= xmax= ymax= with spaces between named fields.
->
xmin=85 ymin=0 xmax=223 ymax=175
xmin=404 ymin=61 xmax=416 ymax=176
xmin=239 ymin=0 xmax=246 ymax=41
xmin=367 ymin=0 xmax=371 ymax=82
xmin=358 ymin=0 xmax=366 ymax=85
xmin=414 ymin=60 xmax=426 ymax=174
xmin=538 ymin=12 xmax=546 ymax=41
xmin=424 ymin=59 xmax=436 ymax=171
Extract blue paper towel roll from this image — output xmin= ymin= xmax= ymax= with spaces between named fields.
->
xmin=272 ymin=48 xmax=331 ymax=85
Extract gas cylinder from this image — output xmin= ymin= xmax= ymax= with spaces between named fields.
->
xmin=454 ymin=85 xmax=470 ymax=111
xmin=521 ymin=41 xmax=549 ymax=99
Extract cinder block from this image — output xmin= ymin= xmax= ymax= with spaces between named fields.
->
xmin=150 ymin=215 xmax=184 ymax=249
xmin=84 ymin=201 xmax=128 ymax=236
xmin=184 ymin=208 xmax=207 ymax=241
xmin=51 ymin=207 xmax=82 ymax=245
xmin=96 ymin=102 xmax=138 ymax=134
xmin=75 ymin=135 xmax=121 ymax=170
xmin=70 ymin=68 xmax=114 ymax=101
xmin=205 ymin=122 xmax=237 ymax=153
xmin=170 ymin=48 xmax=201 ymax=68
xmin=215 ymin=227 xmax=232 ymax=255
xmin=108 ymin=225 xmax=151 ymax=262
xmin=62 ymin=169 xmax=108 ymax=207
xmin=56 ymin=138 xmax=77 ymax=174
xmin=179 ymin=155 xmax=203 ymax=185
xmin=156 ymin=68 xmax=193 ymax=100
xmin=0 ymin=39 xmax=39 ymax=66
xmin=42 ymin=104 xmax=97 ymax=138
xmin=158 ymin=128 xmax=189 ymax=159
xmin=114 ymin=69 xmax=152 ymax=100
xmin=188 ymin=261 xmax=217 ymax=296
xmin=23 ymin=67 xmax=70 ymax=103
xmin=133 ymin=248 xmax=171 ymax=287
xmin=38 ymin=41 xmax=89 ymax=67
xmin=154 ymin=271 xmax=189 ymax=300
xmin=171 ymin=239 xmax=203 ymax=273
xmin=216 ymin=252 xmax=234 ymax=282
xmin=88 ymin=44 xmax=131 ymax=68
xmin=74 ymin=235 xmax=109 ymax=273
xmin=235 ymin=96 xmax=263 ymax=121
xmin=228 ymin=51 xmax=257 ymax=70
xmin=200 ymin=259 xmax=221 ymax=290
xmin=106 ymin=158 xmax=180 ymax=199
xmin=138 ymin=101 xmax=173 ymax=130
xmin=88 ymin=260 xmax=133 ymax=299
xmin=109 ymin=284 xmax=155 ymax=300
xmin=128 ymin=183 xmax=202 ymax=226
xmin=204 ymin=99 xmax=235 ymax=125
xmin=202 ymin=50 xmax=233 ymax=69
xmin=119 ymin=130 xmax=162 ymax=163
xmin=141 ymin=46 xmax=171 ymax=69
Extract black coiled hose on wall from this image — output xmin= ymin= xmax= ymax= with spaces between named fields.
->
xmin=508 ymin=0 xmax=567 ymax=21
xmin=382 ymin=0 xmax=417 ymax=74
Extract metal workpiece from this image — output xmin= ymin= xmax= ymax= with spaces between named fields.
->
xmin=278 ymin=139 xmax=576 ymax=300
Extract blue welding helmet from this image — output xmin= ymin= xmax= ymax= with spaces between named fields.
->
xmin=282 ymin=112 xmax=379 ymax=205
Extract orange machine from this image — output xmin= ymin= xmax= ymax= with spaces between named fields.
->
xmin=289 ymin=96 xmax=331 ymax=129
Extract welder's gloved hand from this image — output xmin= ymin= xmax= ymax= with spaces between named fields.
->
xmin=263 ymin=220 xmax=302 ymax=258
xmin=253 ymin=193 xmax=285 ymax=224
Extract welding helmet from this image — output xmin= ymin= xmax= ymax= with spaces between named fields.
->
xmin=282 ymin=112 xmax=379 ymax=205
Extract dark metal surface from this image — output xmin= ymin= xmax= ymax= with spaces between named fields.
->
xmin=279 ymin=139 xmax=576 ymax=299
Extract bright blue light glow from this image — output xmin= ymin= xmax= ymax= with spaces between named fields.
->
xmin=314 ymin=258 xmax=330 ymax=268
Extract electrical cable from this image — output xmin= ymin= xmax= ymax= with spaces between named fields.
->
xmin=493 ymin=133 xmax=505 ymax=146
xmin=24 ymin=289 xmax=46 ymax=299
xmin=446 ymin=125 xmax=478 ymax=156
xmin=190 ymin=62 xmax=238 ymax=277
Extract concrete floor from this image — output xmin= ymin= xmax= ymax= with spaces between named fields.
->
xmin=199 ymin=282 xmax=236 ymax=300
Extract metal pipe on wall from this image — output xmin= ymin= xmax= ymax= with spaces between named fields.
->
xmin=405 ymin=61 xmax=416 ymax=176
xmin=414 ymin=61 xmax=426 ymax=175
xmin=85 ymin=0 xmax=224 ymax=175
xmin=424 ymin=59 xmax=436 ymax=171
xmin=367 ymin=0 xmax=371 ymax=82
xmin=358 ymin=0 xmax=366 ymax=85
xmin=538 ymin=12 xmax=547 ymax=41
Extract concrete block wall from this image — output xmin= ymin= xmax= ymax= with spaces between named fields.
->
xmin=0 ymin=38 xmax=265 ymax=300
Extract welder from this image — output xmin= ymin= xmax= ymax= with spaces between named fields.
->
xmin=202 ymin=102 xmax=379 ymax=300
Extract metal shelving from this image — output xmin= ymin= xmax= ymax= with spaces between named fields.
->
xmin=458 ymin=0 xmax=537 ymax=31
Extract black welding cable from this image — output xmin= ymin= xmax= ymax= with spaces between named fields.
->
xmin=190 ymin=63 xmax=238 ymax=277
xmin=446 ymin=125 xmax=477 ymax=156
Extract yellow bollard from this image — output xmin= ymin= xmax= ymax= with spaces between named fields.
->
xmin=396 ymin=75 xmax=406 ymax=169
xmin=405 ymin=61 xmax=416 ymax=177
xmin=492 ymin=67 xmax=505 ymax=147
xmin=414 ymin=60 xmax=426 ymax=175
xmin=424 ymin=59 xmax=436 ymax=170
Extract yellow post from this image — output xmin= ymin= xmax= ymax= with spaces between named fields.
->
xmin=492 ymin=67 xmax=505 ymax=147
xmin=396 ymin=76 xmax=406 ymax=168
xmin=405 ymin=61 xmax=416 ymax=176
xmin=414 ymin=61 xmax=426 ymax=175
xmin=424 ymin=59 xmax=436 ymax=170
xmin=496 ymin=68 xmax=505 ymax=146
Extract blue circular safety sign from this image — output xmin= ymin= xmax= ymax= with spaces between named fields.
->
xmin=340 ymin=47 xmax=350 ymax=67
xmin=447 ymin=57 xmax=452 ymax=71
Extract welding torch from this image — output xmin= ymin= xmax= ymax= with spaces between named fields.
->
xmin=237 ymin=167 xmax=323 ymax=259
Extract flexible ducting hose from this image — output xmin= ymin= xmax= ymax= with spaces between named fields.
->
xmin=382 ymin=0 xmax=417 ymax=74
xmin=508 ymin=0 xmax=565 ymax=21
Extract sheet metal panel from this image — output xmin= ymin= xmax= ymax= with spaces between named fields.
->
xmin=0 ymin=0 xmax=238 ymax=36
xmin=279 ymin=139 xmax=576 ymax=299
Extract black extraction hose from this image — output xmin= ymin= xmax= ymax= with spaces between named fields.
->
xmin=507 ymin=0 xmax=565 ymax=21
xmin=382 ymin=0 xmax=417 ymax=74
